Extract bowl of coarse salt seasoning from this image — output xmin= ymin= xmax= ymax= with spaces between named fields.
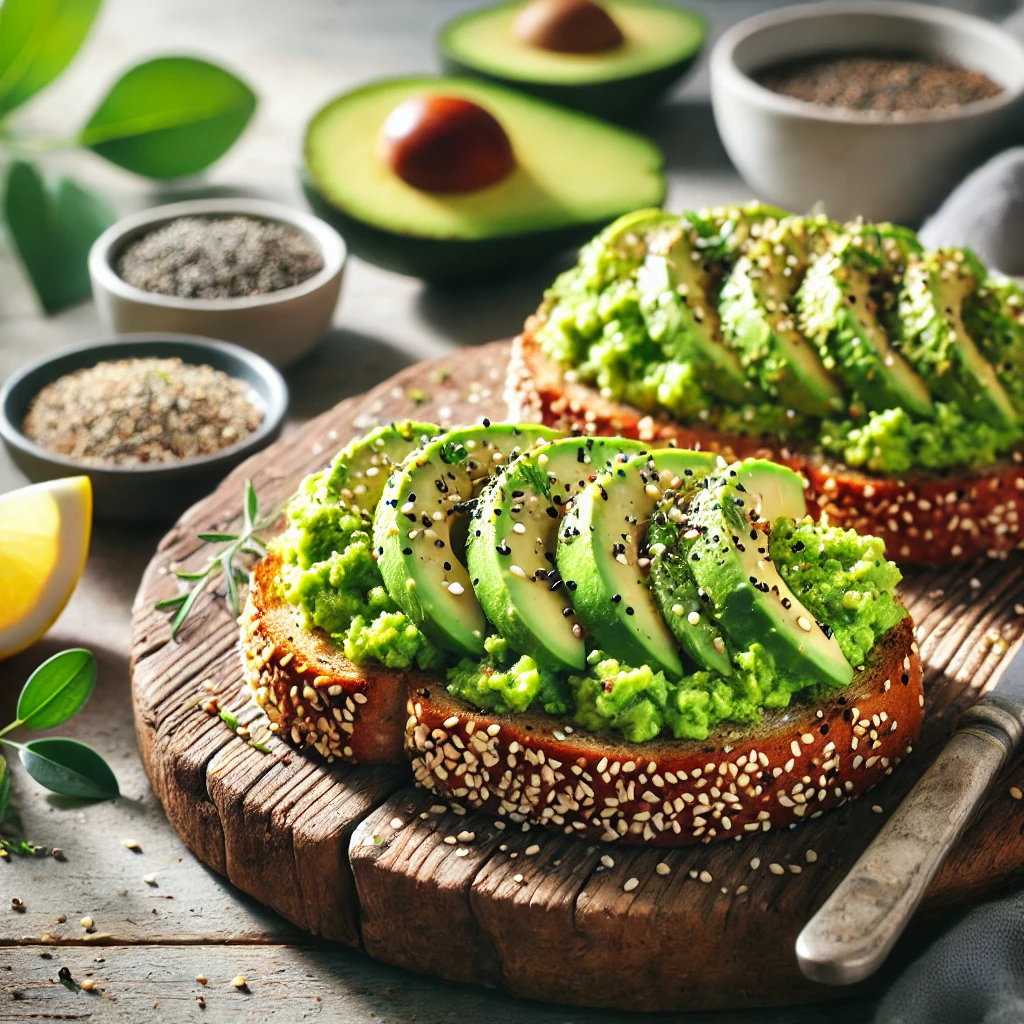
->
xmin=0 ymin=335 xmax=288 ymax=523
xmin=89 ymin=198 xmax=347 ymax=368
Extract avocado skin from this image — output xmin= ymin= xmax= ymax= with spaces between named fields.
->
xmin=439 ymin=49 xmax=702 ymax=125
xmin=303 ymin=172 xmax=651 ymax=284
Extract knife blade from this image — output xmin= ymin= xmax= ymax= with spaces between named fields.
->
xmin=795 ymin=637 xmax=1024 ymax=986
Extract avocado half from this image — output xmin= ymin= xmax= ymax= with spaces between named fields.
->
xmin=439 ymin=1 xmax=705 ymax=123
xmin=303 ymin=76 xmax=665 ymax=283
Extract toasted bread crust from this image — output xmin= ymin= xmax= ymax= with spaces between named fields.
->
xmin=405 ymin=616 xmax=923 ymax=845
xmin=507 ymin=325 xmax=1024 ymax=565
xmin=241 ymin=553 xmax=432 ymax=764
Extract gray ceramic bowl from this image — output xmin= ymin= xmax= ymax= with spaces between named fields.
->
xmin=89 ymin=198 xmax=346 ymax=368
xmin=0 ymin=334 xmax=288 ymax=524
xmin=710 ymin=1 xmax=1024 ymax=223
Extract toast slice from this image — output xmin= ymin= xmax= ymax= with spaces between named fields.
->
xmin=405 ymin=615 xmax=922 ymax=845
xmin=241 ymin=552 xmax=434 ymax=764
xmin=244 ymin=553 xmax=923 ymax=845
xmin=507 ymin=324 xmax=1024 ymax=565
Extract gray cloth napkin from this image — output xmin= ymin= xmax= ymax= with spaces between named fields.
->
xmin=919 ymin=147 xmax=1024 ymax=275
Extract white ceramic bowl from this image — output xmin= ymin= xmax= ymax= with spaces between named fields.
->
xmin=710 ymin=1 xmax=1024 ymax=224
xmin=89 ymin=198 xmax=347 ymax=368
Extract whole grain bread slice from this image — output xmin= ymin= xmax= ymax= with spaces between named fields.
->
xmin=507 ymin=324 xmax=1024 ymax=565
xmin=244 ymin=553 xmax=923 ymax=845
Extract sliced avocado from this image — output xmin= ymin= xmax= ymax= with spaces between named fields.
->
xmin=439 ymin=1 xmax=705 ymax=123
xmin=647 ymin=458 xmax=808 ymax=674
xmin=681 ymin=202 xmax=789 ymax=265
xmin=719 ymin=216 xmax=844 ymax=416
xmin=556 ymin=448 xmax=719 ymax=676
xmin=324 ymin=421 xmax=440 ymax=515
xmin=965 ymin=274 xmax=1024 ymax=418
xmin=686 ymin=463 xmax=852 ymax=689
xmin=303 ymin=76 xmax=665 ymax=283
xmin=467 ymin=435 xmax=646 ymax=671
xmin=798 ymin=231 xmax=934 ymax=419
xmin=897 ymin=249 xmax=1017 ymax=430
xmin=637 ymin=224 xmax=758 ymax=405
xmin=374 ymin=423 xmax=560 ymax=656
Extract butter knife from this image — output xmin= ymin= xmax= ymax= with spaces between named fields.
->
xmin=796 ymin=642 xmax=1024 ymax=986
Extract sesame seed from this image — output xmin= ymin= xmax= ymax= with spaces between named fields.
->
xmin=1011 ymin=786 xmax=1023 ymax=800
xmin=231 ymin=975 xmax=246 ymax=989
xmin=699 ymin=870 xmax=713 ymax=884
xmin=525 ymin=844 xmax=540 ymax=856
xmin=797 ymin=616 xmax=812 ymax=632
xmin=600 ymin=855 xmax=615 ymax=868
xmin=123 ymin=838 xmax=141 ymax=851
xmin=81 ymin=979 xmax=96 ymax=991
xmin=872 ymin=805 xmax=884 ymax=814
xmin=80 ymin=916 xmax=94 ymax=930
xmin=655 ymin=862 xmax=671 ymax=876
xmin=509 ymin=564 xmax=527 ymax=578
xmin=143 ymin=874 xmax=157 ymax=886
xmin=457 ymin=830 xmax=476 ymax=843
xmin=443 ymin=715 xmax=460 ymax=728
xmin=623 ymin=877 xmax=639 ymax=892
xmin=687 ymin=611 xmax=701 ymax=626
xmin=447 ymin=581 xmax=465 ymax=596
xmin=735 ymin=885 xmax=749 ymax=895
xmin=513 ymin=873 xmax=525 ymax=883
xmin=750 ymin=858 xmax=760 ymax=870
xmin=513 ymin=523 xmax=526 ymax=534
xmin=769 ymin=863 xmax=785 ymax=875
xmin=390 ymin=818 xmax=404 ymax=829
xmin=806 ymin=850 xmax=818 ymax=863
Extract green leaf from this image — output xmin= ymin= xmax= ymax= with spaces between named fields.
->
xmin=19 ymin=738 xmax=119 ymax=800
xmin=0 ymin=0 xmax=101 ymax=118
xmin=221 ymin=549 xmax=239 ymax=616
xmin=3 ymin=160 xmax=115 ymax=312
xmin=171 ymin=572 xmax=210 ymax=638
xmin=0 ymin=756 xmax=10 ymax=822
xmin=244 ymin=480 xmax=258 ymax=533
xmin=197 ymin=532 xmax=238 ymax=543
xmin=79 ymin=57 xmax=256 ymax=179
xmin=154 ymin=594 xmax=187 ymax=610
xmin=17 ymin=648 xmax=95 ymax=730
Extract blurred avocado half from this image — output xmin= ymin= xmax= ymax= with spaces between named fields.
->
xmin=302 ymin=76 xmax=665 ymax=283
xmin=439 ymin=0 xmax=706 ymax=123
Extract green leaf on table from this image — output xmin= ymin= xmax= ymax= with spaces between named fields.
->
xmin=0 ymin=756 xmax=10 ymax=822
xmin=19 ymin=737 xmax=119 ymax=800
xmin=79 ymin=57 xmax=257 ymax=179
xmin=0 ymin=0 xmax=102 ymax=119
xmin=3 ymin=159 xmax=115 ymax=312
xmin=17 ymin=648 xmax=96 ymax=730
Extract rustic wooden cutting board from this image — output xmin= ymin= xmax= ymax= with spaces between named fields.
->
xmin=131 ymin=340 xmax=1024 ymax=1013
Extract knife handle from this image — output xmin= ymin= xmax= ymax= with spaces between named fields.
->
xmin=796 ymin=694 xmax=1024 ymax=986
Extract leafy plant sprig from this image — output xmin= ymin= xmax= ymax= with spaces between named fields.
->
xmin=0 ymin=649 xmax=120 ymax=855
xmin=158 ymin=480 xmax=275 ymax=639
xmin=0 ymin=0 xmax=257 ymax=312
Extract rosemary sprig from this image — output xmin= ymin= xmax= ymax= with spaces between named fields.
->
xmin=159 ymin=480 xmax=276 ymax=639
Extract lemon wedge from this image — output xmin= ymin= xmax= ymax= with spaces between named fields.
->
xmin=0 ymin=477 xmax=92 ymax=661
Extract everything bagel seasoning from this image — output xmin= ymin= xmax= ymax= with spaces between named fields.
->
xmin=23 ymin=357 xmax=264 ymax=466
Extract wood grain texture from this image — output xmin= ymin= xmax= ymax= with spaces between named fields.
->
xmin=131 ymin=340 xmax=1024 ymax=1012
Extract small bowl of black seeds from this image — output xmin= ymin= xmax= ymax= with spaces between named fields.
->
xmin=710 ymin=0 xmax=1024 ymax=223
xmin=89 ymin=199 xmax=347 ymax=369
xmin=0 ymin=335 xmax=288 ymax=523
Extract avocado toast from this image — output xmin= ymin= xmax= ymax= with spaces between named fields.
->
xmin=509 ymin=207 xmax=1024 ymax=564
xmin=242 ymin=420 xmax=922 ymax=846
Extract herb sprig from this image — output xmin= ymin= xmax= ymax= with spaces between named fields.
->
xmin=0 ymin=650 xmax=119 ymax=856
xmin=158 ymin=480 xmax=275 ymax=639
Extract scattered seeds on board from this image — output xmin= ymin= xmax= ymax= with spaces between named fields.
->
xmin=81 ymin=979 xmax=96 ymax=992
xmin=231 ymin=975 xmax=247 ymax=989
xmin=623 ymin=877 xmax=639 ymax=892
xmin=749 ymin=858 xmax=761 ymax=871
xmin=123 ymin=839 xmax=142 ymax=853
xmin=872 ymin=805 xmax=884 ymax=814
xmin=806 ymin=849 xmax=818 ymax=863
xmin=143 ymin=875 xmax=158 ymax=886
xmin=390 ymin=818 xmax=404 ymax=830
xmin=735 ymin=885 xmax=749 ymax=895
xmin=600 ymin=855 xmax=614 ymax=869
xmin=699 ymin=870 xmax=712 ymax=884
xmin=655 ymin=862 xmax=671 ymax=876
xmin=1010 ymin=786 xmax=1023 ymax=801
xmin=769 ymin=863 xmax=785 ymax=876
xmin=80 ymin=916 xmax=95 ymax=932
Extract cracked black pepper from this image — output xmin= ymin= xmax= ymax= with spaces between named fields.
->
xmin=117 ymin=216 xmax=324 ymax=299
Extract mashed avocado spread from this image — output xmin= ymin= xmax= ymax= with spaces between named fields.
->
xmin=537 ymin=208 xmax=1024 ymax=474
xmin=447 ymin=517 xmax=903 ymax=743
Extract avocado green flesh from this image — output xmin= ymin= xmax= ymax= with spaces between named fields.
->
xmin=324 ymin=421 xmax=440 ymax=515
xmin=648 ymin=458 xmax=807 ymax=675
xmin=798 ymin=239 xmax=934 ymax=419
xmin=898 ymin=253 xmax=1017 ymax=430
xmin=719 ymin=220 xmax=843 ymax=417
xmin=637 ymin=227 xmax=754 ymax=405
xmin=467 ymin=436 xmax=646 ymax=671
xmin=304 ymin=77 xmax=665 ymax=247
xmin=374 ymin=423 xmax=560 ymax=657
xmin=687 ymin=469 xmax=853 ymax=690
xmin=966 ymin=276 xmax=1024 ymax=417
xmin=440 ymin=1 xmax=705 ymax=85
xmin=556 ymin=448 xmax=719 ymax=677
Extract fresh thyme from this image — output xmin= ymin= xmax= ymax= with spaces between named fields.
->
xmin=157 ymin=480 xmax=276 ymax=638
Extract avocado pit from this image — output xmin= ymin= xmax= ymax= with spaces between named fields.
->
xmin=378 ymin=94 xmax=515 ymax=193
xmin=514 ymin=0 xmax=624 ymax=54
